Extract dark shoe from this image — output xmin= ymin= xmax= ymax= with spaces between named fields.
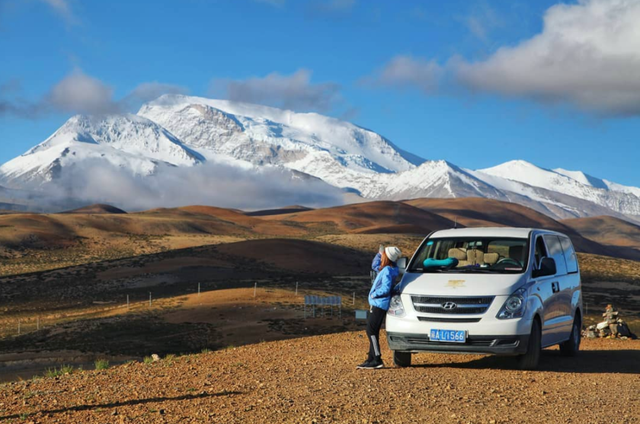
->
xmin=361 ymin=358 xmax=384 ymax=369
xmin=356 ymin=360 xmax=371 ymax=369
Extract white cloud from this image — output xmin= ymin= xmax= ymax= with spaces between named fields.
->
xmin=213 ymin=69 xmax=341 ymax=112
xmin=0 ymin=70 xmax=187 ymax=118
xmin=46 ymin=69 xmax=119 ymax=114
xmin=364 ymin=55 xmax=443 ymax=93
xmin=122 ymin=82 xmax=189 ymax=111
xmin=40 ymin=160 xmax=344 ymax=211
xmin=455 ymin=0 xmax=640 ymax=116
xmin=366 ymin=0 xmax=640 ymax=117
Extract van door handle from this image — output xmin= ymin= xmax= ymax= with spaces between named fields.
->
xmin=551 ymin=281 xmax=560 ymax=293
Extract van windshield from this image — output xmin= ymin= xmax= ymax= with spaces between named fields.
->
xmin=409 ymin=237 xmax=529 ymax=274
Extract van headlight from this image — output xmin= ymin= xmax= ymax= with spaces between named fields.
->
xmin=496 ymin=287 xmax=527 ymax=319
xmin=387 ymin=295 xmax=405 ymax=317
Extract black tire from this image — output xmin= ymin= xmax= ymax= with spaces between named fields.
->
xmin=516 ymin=319 xmax=541 ymax=370
xmin=559 ymin=314 xmax=581 ymax=357
xmin=393 ymin=351 xmax=412 ymax=367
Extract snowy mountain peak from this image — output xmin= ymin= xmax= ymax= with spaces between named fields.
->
xmin=138 ymin=94 xmax=424 ymax=175
xmin=0 ymin=113 xmax=202 ymax=187
xmin=553 ymin=168 xmax=609 ymax=189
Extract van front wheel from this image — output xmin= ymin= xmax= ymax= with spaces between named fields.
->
xmin=393 ymin=351 xmax=412 ymax=367
xmin=516 ymin=319 xmax=541 ymax=370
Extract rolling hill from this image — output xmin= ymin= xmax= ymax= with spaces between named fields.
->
xmin=263 ymin=200 xmax=456 ymax=234
xmin=563 ymin=215 xmax=640 ymax=252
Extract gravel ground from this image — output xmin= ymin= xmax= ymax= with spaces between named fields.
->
xmin=0 ymin=333 xmax=638 ymax=423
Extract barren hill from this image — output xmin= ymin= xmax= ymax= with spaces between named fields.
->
xmin=245 ymin=205 xmax=314 ymax=217
xmin=404 ymin=197 xmax=640 ymax=260
xmin=404 ymin=197 xmax=564 ymax=228
xmin=264 ymin=201 xmax=456 ymax=234
xmin=563 ymin=215 xmax=640 ymax=252
xmin=214 ymin=238 xmax=369 ymax=275
xmin=63 ymin=204 xmax=128 ymax=214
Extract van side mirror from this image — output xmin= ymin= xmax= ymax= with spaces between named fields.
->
xmin=532 ymin=257 xmax=556 ymax=278
xmin=397 ymin=257 xmax=408 ymax=274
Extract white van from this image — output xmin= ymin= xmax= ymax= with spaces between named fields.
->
xmin=386 ymin=227 xmax=582 ymax=370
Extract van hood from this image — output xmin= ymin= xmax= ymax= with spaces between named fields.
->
xmin=398 ymin=272 xmax=526 ymax=297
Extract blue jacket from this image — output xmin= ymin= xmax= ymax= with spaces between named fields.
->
xmin=371 ymin=253 xmax=381 ymax=272
xmin=368 ymin=265 xmax=399 ymax=311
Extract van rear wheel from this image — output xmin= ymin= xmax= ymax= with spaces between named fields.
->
xmin=516 ymin=319 xmax=541 ymax=370
xmin=393 ymin=351 xmax=412 ymax=367
xmin=559 ymin=314 xmax=581 ymax=357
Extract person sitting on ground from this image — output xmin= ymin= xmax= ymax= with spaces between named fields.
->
xmin=370 ymin=244 xmax=385 ymax=284
xmin=358 ymin=246 xmax=402 ymax=370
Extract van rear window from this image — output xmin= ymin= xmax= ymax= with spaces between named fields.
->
xmin=560 ymin=236 xmax=578 ymax=273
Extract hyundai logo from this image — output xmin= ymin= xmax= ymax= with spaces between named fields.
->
xmin=442 ymin=302 xmax=457 ymax=310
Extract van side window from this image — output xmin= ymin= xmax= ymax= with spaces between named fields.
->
xmin=534 ymin=236 xmax=547 ymax=268
xmin=560 ymin=236 xmax=578 ymax=273
xmin=543 ymin=234 xmax=568 ymax=275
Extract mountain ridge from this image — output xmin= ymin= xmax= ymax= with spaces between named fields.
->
xmin=1 ymin=94 xmax=638 ymax=223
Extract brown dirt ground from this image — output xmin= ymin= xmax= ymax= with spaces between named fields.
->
xmin=0 ymin=335 xmax=637 ymax=423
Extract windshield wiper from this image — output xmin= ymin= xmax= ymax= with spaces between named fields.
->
xmin=442 ymin=268 xmax=501 ymax=273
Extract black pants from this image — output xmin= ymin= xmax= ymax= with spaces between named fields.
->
xmin=366 ymin=306 xmax=386 ymax=361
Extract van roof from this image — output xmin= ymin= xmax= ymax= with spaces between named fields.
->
xmin=430 ymin=227 xmax=563 ymax=238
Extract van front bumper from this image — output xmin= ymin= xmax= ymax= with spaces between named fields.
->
xmin=387 ymin=332 xmax=529 ymax=355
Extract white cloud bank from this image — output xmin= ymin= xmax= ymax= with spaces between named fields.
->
xmin=370 ymin=0 xmax=640 ymax=117
xmin=39 ymin=160 xmax=344 ymax=212
xmin=212 ymin=69 xmax=341 ymax=113
xmin=0 ymin=69 xmax=188 ymax=118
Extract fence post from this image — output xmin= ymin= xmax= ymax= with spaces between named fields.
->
xmin=253 ymin=282 xmax=257 ymax=298
xmin=17 ymin=321 xmax=21 ymax=336
xmin=198 ymin=282 xmax=201 ymax=297
xmin=127 ymin=294 xmax=130 ymax=310
xmin=295 ymin=281 xmax=298 ymax=296
xmin=149 ymin=292 xmax=152 ymax=307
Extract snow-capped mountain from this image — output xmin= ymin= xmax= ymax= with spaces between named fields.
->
xmin=0 ymin=114 xmax=203 ymax=187
xmin=1 ymin=94 xmax=639 ymax=223
xmin=138 ymin=95 xmax=423 ymax=176
xmin=473 ymin=161 xmax=640 ymax=217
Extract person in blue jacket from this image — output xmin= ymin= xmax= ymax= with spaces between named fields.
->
xmin=370 ymin=244 xmax=384 ymax=284
xmin=358 ymin=246 xmax=402 ymax=370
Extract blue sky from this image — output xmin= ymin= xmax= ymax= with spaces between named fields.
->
xmin=1 ymin=0 xmax=638 ymax=187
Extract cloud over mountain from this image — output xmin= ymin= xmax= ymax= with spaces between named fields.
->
xmin=367 ymin=0 xmax=640 ymax=117
xmin=211 ymin=69 xmax=341 ymax=113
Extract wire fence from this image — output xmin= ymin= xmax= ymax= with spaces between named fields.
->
xmin=1 ymin=280 xmax=369 ymax=339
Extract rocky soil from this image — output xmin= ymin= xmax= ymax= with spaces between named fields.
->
xmin=0 ymin=333 xmax=638 ymax=423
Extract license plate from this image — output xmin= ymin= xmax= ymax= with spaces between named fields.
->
xmin=430 ymin=329 xmax=466 ymax=343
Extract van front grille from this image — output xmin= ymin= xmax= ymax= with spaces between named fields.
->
xmin=417 ymin=317 xmax=481 ymax=323
xmin=411 ymin=296 xmax=494 ymax=315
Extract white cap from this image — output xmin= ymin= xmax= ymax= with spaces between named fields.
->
xmin=385 ymin=246 xmax=401 ymax=262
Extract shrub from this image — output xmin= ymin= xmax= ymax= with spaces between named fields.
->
xmin=94 ymin=359 xmax=109 ymax=370
xmin=143 ymin=356 xmax=154 ymax=365
xmin=44 ymin=365 xmax=74 ymax=378
xmin=60 ymin=365 xmax=74 ymax=375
